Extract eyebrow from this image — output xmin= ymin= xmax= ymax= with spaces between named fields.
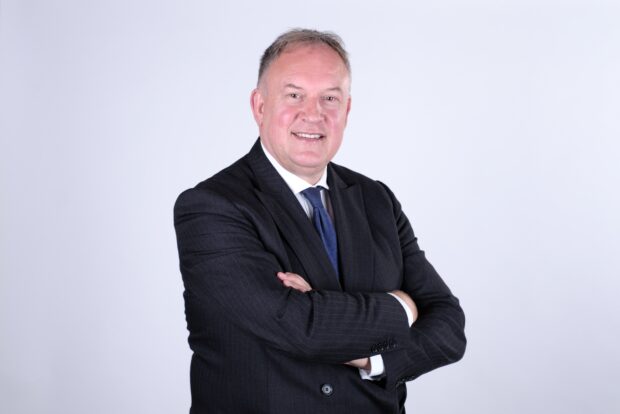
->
xmin=283 ymin=83 xmax=344 ymax=93
xmin=284 ymin=83 xmax=303 ymax=90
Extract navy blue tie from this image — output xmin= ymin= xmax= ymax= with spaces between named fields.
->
xmin=301 ymin=186 xmax=339 ymax=276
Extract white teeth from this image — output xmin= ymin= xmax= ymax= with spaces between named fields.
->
xmin=294 ymin=132 xmax=323 ymax=139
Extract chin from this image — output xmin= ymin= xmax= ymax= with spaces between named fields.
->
xmin=292 ymin=157 xmax=327 ymax=171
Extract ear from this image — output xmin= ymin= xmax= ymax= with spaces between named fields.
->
xmin=250 ymin=88 xmax=264 ymax=126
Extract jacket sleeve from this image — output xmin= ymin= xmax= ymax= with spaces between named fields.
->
xmin=174 ymin=186 xmax=410 ymax=364
xmin=377 ymin=182 xmax=467 ymax=389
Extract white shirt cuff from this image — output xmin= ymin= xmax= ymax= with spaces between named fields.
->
xmin=358 ymin=354 xmax=385 ymax=380
xmin=388 ymin=292 xmax=414 ymax=327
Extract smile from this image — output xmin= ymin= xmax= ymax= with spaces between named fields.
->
xmin=292 ymin=132 xmax=325 ymax=140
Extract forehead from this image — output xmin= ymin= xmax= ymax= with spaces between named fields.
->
xmin=264 ymin=44 xmax=350 ymax=89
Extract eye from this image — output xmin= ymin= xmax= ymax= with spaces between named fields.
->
xmin=323 ymin=95 xmax=338 ymax=102
xmin=288 ymin=92 xmax=300 ymax=99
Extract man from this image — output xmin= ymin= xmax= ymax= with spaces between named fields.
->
xmin=174 ymin=29 xmax=466 ymax=414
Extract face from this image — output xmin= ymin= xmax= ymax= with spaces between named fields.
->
xmin=251 ymin=44 xmax=351 ymax=184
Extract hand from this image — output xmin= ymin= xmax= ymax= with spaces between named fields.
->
xmin=344 ymin=357 xmax=371 ymax=371
xmin=277 ymin=272 xmax=312 ymax=293
xmin=389 ymin=290 xmax=419 ymax=324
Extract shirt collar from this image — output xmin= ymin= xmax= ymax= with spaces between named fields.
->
xmin=261 ymin=141 xmax=329 ymax=194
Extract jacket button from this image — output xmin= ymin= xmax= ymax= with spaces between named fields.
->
xmin=320 ymin=383 xmax=333 ymax=396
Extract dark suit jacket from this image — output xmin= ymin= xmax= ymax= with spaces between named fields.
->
xmin=174 ymin=140 xmax=466 ymax=414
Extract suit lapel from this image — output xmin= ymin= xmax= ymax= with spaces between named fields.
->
xmin=328 ymin=165 xmax=375 ymax=292
xmin=246 ymin=140 xmax=341 ymax=291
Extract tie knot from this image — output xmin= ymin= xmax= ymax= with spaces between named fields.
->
xmin=301 ymin=186 xmax=325 ymax=209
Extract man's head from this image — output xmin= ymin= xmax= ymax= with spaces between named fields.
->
xmin=251 ymin=29 xmax=352 ymax=184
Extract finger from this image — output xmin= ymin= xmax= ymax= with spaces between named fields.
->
xmin=287 ymin=278 xmax=308 ymax=289
xmin=282 ymin=279 xmax=311 ymax=293
xmin=344 ymin=358 xmax=369 ymax=369
xmin=298 ymin=281 xmax=312 ymax=291
xmin=284 ymin=272 xmax=308 ymax=281
xmin=277 ymin=272 xmax=302 ymax=281
xmin=282 ymin=279 xmax=297 ymax=288
xmin=277 ymin=272 xmax=313 ymax=291
xmin=282 ymin=279 xmax=303 ymax=288
xmin=280 ymin=274 xmax=306 ymax=285
xmin=287 ymin=277 xmax=311 ymax=291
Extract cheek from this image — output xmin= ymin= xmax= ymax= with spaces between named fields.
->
xmin=273 ymin=106 xmax=297 ymax=129
xmin=327 ymin=110 xmax=348 ymax=129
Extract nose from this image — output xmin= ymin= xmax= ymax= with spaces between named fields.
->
xmin=301 ymin=97 xmax=323 ymax=122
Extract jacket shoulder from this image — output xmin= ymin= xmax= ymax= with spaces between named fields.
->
xmin=174 ymin=155 xmax=256 ymax=214
xmin=329 ymin=162 xmax=396 ymax=205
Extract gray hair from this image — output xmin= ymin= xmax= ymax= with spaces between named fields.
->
xmin=257 ymin=28 xmax=351 ymax=85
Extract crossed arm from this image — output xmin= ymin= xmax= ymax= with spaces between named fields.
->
xmin=175 ymin=187 xmax=413 ymax=366
xmin=274 ymin=182 xmax=466 ymax=384
xmin=175 ymin=184 xmax=465 ymax=387
xmin=277 ymin=271 xmax=419 ymax=371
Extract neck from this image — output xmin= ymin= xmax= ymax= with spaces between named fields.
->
xmin=260 ymin=141 xmax=328 ymax=187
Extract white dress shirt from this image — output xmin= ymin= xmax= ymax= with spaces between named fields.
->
xmin=261 ymin=143 xmax=414 ymax=380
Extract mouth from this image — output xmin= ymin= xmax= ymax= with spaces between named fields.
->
xmin=291 ymin=131 xmax=325 ymax=140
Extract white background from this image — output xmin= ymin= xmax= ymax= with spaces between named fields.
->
xmin=1 ymin=1 xmax=619 ymax=413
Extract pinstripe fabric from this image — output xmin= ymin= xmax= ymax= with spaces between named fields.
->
xmin=174 ymin=139 xmax=466 ymax=413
